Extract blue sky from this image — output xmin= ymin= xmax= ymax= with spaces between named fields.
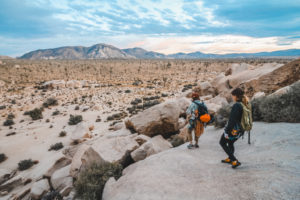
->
xmin=0 ymin=0 xmax=299 ymax=56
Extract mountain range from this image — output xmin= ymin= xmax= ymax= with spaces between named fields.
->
xmin=18 ymin=43 xmax=300 ymax=60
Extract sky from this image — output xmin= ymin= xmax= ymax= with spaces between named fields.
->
xmin=0 ymin=0 xmax=300 ymax=56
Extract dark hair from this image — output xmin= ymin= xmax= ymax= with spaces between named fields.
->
xmin=231 ymin=88 xmax=244 ymax=102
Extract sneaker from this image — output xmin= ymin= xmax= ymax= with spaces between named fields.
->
xmin=231 ymin=160 xmax=241 ymax=169
xmin=195 ymin=144 xmax=199 ymax=148
xmin=221 ymin=158 xmax=231 ymax=164
xmin=187 ymin=144 xmax=194 ymax=149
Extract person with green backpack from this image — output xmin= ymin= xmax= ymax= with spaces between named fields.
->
xmin=219 ymin=88 xmax=253 ymax=168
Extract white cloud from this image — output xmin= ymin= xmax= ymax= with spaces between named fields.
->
xmin=128 ymin=34 xmax=300 ymax=54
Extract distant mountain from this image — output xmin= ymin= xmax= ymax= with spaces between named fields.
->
xmin=19 ymin=44 xmax=134 ymax=60
xmin=122 ymin=47 xmax=166 ymax=59
xmin=169 ymin=49 xmax=300 ymax=59
xmin=19 ymin=43 xmax=300 ymax=60
xmin=0 ymin=55 xmax=13 ymax=59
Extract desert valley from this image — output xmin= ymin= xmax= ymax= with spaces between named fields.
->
xmin=0 ymin=50 xmax=299 ymax=199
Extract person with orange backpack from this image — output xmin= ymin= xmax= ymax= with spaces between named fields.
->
xmin=186 ymin=92 xmax=211 ymax=149
xmin=219 ymin=88 xmax=252 ymax=169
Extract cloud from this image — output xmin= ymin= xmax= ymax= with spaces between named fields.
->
xmin=0 ymin=0 xmax=299 ymax=56
xmin=128 ymin=34 xmax=300 ymax=54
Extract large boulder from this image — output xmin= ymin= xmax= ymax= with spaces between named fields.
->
xmin=44 ymin=157 xmax=71 ymax=178
xmin=131 ymin=135 xmax=172 ymax=162
xmin=69 ymin=123 xmax=90 ymax=141
xmin=66 ymin=80 xmax=82 ymax=88
xmin=70 ymin=144 xmax=105 ymax=177
xmin=214 ymin=63 xmax=283 ymax=95
xmin=91 ymin=135 xmax=139 ymax=166
xmin=192 ymin=81 xmax=217 ymax=97
xmin=51 ymin=165 xmax=73 ymax=196
xmin=125 ymin=98 xmax=190 ymax=138
xmin=42 ymin=80 xmax=66 ymax=89
xmin=239 ymin=59 xmax=300 ymax=98
xmin=30 ymin=179 xmax=50 ymax=200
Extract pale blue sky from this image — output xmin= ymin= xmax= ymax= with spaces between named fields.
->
xmin=0 ymin=0 xmax=299 ymax=56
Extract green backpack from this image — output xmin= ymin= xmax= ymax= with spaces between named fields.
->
xmin=240 ymin=102 xmax=253 ymax=131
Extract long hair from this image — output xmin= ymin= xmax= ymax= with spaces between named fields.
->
xmin=231 ymin=88 xmax=249 ymax=105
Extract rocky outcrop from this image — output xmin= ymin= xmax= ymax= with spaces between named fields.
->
xmin=51 ymin=165 xmax=73 ymax=196
xmin=213 ymin=63 xmax=283 ymax=96
xmin=103 ymin=123 xmax=300 ymax=200
xmin=239 ymin=59 xmax=300 ymax=97
xmin=125 ymin=98 xmax=190 ymax=138
xmin=131 ymin=135 xmax=172 ymax=162
xmin=91 ymin=134 xmax=139 ymax=166
xmin=30 ymin=179 xmax=50 ymax=199
xmin=192 ymin=81 xmax=217 ymax=97
xmin=70 ymin=144 xmax=105 ymax=177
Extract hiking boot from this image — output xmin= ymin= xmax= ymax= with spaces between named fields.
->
xmin=221 ymin=158 xmax=231 ymax=164
xmin=187 ymin=144 xmax=194 ymax=149
xmin=195 ymin=144 xmax=199 ymax=148
xmin=231 ymin=160 xmax=241 ymax=169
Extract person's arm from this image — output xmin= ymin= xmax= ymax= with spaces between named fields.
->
xmin=225 ymin=103 xmax=241 ymax=136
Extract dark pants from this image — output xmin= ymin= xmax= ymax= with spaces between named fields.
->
xmin=219 ymin=134 xmax=238 ymax=161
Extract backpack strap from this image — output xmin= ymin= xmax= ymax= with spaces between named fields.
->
xmin=193 ymin=101 xmax=208 ymax=114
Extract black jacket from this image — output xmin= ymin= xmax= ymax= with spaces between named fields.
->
xmin=225 ymin=102 xmax=243 ymax=136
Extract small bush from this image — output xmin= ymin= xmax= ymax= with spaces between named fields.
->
xmin=3 ymin=119 xmax=14 ymax=126
xmin=49 ymin=142 xmax=64 ymax=151
xmin=18 ymin=159 xmax=35 ymax=171
xmin=7 ymin=113 xmax=15 ymax=120
xmin=59 ymin=131 xmax=67 ymax=137
xmin=0 ymin=153 xmax=7 ymax=163
xmin=43 ymin=98 xmax=58 ymax=108
xmin=75 ymin=162 xmax=122 ymax=200
xmin=169 ymin=135 xmax=185 ymax=147
xmin=24 ymin=108 xmax=43 ymax=120
xmin=52 ymin=110 xmax=60 ymax=116
xmin=125 ymin=90 xmax=131 ymax=93
xmin=0 ymin=105 xmax=6 ymax=110
xmin=68 ymin=115 xmax=82 ymax=125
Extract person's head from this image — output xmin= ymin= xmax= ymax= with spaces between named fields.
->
xmin=231 ymin=88 xmax=244 ymax=102
xmin=191 ymin=92 xmax=200 ymax=101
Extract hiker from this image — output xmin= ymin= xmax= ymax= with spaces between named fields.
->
xmin=186 ymin=92 xmax=210 ymax=149
xmin=219 ymin=88 xmax=252 ymax=168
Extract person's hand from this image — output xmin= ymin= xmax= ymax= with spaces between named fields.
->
xmin=224 ymin=133 xmax=229 ymax=139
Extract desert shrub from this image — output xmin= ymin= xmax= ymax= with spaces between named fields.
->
xmin=49 ymin=142 xmax=64 ymax=151
xmin=43 ymin=98 xmax=58 ymax=108
xmin=3 ymin=119 xmax=14 ymax=126
xmin=0 ymin=153 xmax=7 ymax=163
xmin=75 ymin=162 xmax=122 ymax=200
xmin=125 ymin=90 xmax=131 ymax=93
xmin=75 ymin=105 xmax=80 ymax=110
xmin=0 ymin=105 xmax=6 ymax=110
xmin=169 ymin=135 xmax=185 ymax=147
xmin=214 ymin=103 xmax=233 ymax=128
xmin=24 ymin=108 xmax=43 ymax=120
xmin=7 ymin=113 xmax=15 ymax=120
xmin=252 ymin=82 xmax=300 ymax=123
xmin=68 ymin=115 xmax=82 ymax=125
xmin=18 ymin=159 xmax=34 ymax=171
xmin=52 ymin=110 xmax=60 ymax=116
xmin=59 ymin=131 xmax=67 ymax=137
